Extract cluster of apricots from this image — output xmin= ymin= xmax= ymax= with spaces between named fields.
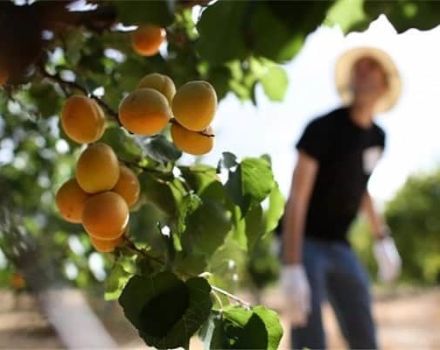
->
xmin=55 ymin=25 xmax=218 ymax=252
xmin=57 ymin=96 xmax=140 ymax=252
xmin=120 ymin=73 xmax=217 ymax=155
xmin=56 ymin=142 xmax=140 ymax=253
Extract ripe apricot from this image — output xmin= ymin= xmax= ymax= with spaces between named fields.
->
xmin=90 ymin=235 xmax=123 ymax=253
xmin=172 ymin=81 xmax=217 ymax=131
xmin=56 ymin=178 xmax=90 ymax=223
xmin=137 ymin=73 xmax=176 ymax=103
xmin=61 ymin=96 xmax=105 ymax=144
xmin=76 ymin=143 xmax=120 ymax=193
xmin=171 ymin=122 xmax=214 ymax=155
xmin=112 ymin=165 xmax=140 ymax=208
xmin=119 ymin=88 xmax=171 ymax=136
xmin=131 ymin=24 xmax=166 ymax=57
xmin=82 ymin=192 xmax=129 ymax=240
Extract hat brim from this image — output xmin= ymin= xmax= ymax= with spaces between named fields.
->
xmin=335 ymin=47 xmax=401 ymax=113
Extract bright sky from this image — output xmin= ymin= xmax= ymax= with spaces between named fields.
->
xmin=195 ymin=15 xmax=440 ymax=204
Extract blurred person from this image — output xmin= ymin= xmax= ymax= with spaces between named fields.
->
xmin=281 ymin=47 xmax=402 ymax=350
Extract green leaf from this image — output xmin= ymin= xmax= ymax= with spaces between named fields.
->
xmin=119 ymin=272 xmax=212 ymax=349
xmin=196 ymin=1 xmax=248 ymax=64
xmin=175 ymin=193 xmax=202 ymax=235
xmin=226 ymin=157 xmax=275 ymax=215
xmin=260 ymin=65 xmax=288 ymax=102
xmin=143 ymin=134 xmax=182 ymax=164
xmin=179 ymin=164 xmax=218 ymax=195
xmin=174 ymin=252 xmax=208 ymax=276
xmin=264 ymin=185 xmax=285 ymax=234
xmin=324 ymin=0 xmax=369 ymax=33
xmin=139 ymin=173 xmax=177 ymax=217
xmin=104 ymin=264 xmax=132 ymax=301
xmin=113 ymin=0 xmax=174 ymax=26
xmin=182 ymin=198 xmax=232 ymax=256
xmin=245 ymin=204 xmax=265 ymax=252
xmin=249 ymin=4 xmax=305 ymax=63
xmin=218 ymin=152 xmax=238 ymax=171
xmin=101 ymin=126 xmax=144 ymax=162
xmin=221 ymin=305 xmax=283 ymax=350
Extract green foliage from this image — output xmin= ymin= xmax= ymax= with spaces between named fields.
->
xmin=204 ymin=305 xmax=283 ymax=350
xmin=119 ymin=272 xmax=212 ymax=349
xmin=1 ymin=0 xmax=440 ymax=348
xmin=385 ymin=171 xmax=440 ymax=284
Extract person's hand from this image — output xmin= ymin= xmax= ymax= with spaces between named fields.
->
xmin=373 ymin=235 xmax=401 ymax=283
xmin=281 ymin=264 xmax=311 ymax=326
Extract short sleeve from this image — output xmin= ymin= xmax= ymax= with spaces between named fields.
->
xmin=296 ymin=118 xmax=329 ymax=161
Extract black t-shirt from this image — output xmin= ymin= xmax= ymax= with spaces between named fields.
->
xmin=296 ymin=107 xmax=385 ymax=242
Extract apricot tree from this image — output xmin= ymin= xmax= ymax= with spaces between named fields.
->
xmin=0 ymin=1 xmax=439 ymax=349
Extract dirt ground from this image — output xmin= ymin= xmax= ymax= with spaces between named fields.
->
xmin=0 ymin=287 xmax=439 ymax=349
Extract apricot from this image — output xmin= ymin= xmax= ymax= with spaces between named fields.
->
xmin=112 ymin=165 xmax=140 ymax=208
xmin=56 ymin=178 xmax=90 ymax=223
xmin=61 ymin=96 xmax=105 ymax=144
xmin=131 ymin=24 xmax=166 ymax=57
xmin=171 ymin=122 xmax=214 ymax=155
xmin=82 ymin=192 xmax=129 ymax=240
xmin=76 ymin=143 xmax=120 ymax=193
xmin=172 ymin=81 xmax=217 ymax=131
xmin=137 ymin=73 xmax=176 ymax=103
xmin=119 ymin=88 xmax=171 ymax=135
xmin=90 ymin=235 xmax=123 ymax=253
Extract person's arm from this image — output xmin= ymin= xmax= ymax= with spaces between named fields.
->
xmin=361 ymin=191 xmax=388 ymax=239
xmin=282 ymin=151 xmax=319 ymax=264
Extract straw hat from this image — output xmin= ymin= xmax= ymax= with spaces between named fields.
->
xmin=335 ymin=47 xmax=401 ymax=113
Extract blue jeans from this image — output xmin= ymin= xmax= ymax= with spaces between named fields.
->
xmin=291 ymin=238 xmax=378 ymax=349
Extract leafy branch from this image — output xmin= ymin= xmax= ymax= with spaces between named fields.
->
xmin=123 ymin=237 xmax=251 ymax=308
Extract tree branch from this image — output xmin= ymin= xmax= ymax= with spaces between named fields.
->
xmin=38 ymin=65 xmax=121 ymax=125
xmin=123 ymin=237 xmax=251 ymax=308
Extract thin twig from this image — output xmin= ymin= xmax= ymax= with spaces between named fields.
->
xmin=38 ymin=65 xmax=121 ymax=125
xmin=211 ymin=285 xmax=251 ymax=308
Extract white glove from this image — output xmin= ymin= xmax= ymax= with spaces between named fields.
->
xmin=373 ymin=236 xmax=401 ymax=283
xmin=281 ymin=264 xmax=311 ymax=327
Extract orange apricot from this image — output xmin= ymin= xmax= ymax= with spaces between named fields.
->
xmin=112 ymin=165 xmax=140 ymax=208
xmin=119 ymin=88 xmax=171 ymax=136
xmin=76 ymin=143 xmax=120 ymax=193
xmin=137 ymin=73 xmax=176 ymax=103
xmin=56 ymin=178 xmax=90 ymax=223
xmin=131 ymin=24 xmax=166 ymax=57
xmin=61 ymin=95 xmax=105 ymax=144
xmin=172 ymin=81 xmax=217 ymax=131
xmin=171 ymin=122 xmax=214 ymax=155
xmin=82 ymin=192 xmax=129 ymax=240
xmin=90 ymin=235 xmax=123 ymax=253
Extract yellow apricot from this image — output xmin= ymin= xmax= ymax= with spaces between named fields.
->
xmin=112 ymin=165 xmax=140 ymax=208
xmin=171 ymin=122 xmax=214 ymax=155
xmin=131 ymin=24 xmax=166 ymax=57
xmin=119 ymin=88 xmax=171 ymax=136
xmin=61 ymin=96 xmax=105 ymax=144
xmin=90 ymin=235 xmax=123 ymax=253
xmin=56 ymin=178 xmax=90 ymax=223
xmin=10 ymin=273 xmax=25 ymax=290
xmin=172 ymin=81 xmax=217 ymax=131
xmin=82 ymin=192 xmax=129 ymax=240
xmin=137 ymin=73 xmax=176 ymax=103
xmin=76 ymin=143 xmax=120 ymax=193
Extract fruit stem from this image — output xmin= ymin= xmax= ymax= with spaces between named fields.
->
xmin=38 ymin=64 xmax=121 ymax=126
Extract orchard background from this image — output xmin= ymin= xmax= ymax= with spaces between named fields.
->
xmin=0 ymin=1 xmax=439 ymax=349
